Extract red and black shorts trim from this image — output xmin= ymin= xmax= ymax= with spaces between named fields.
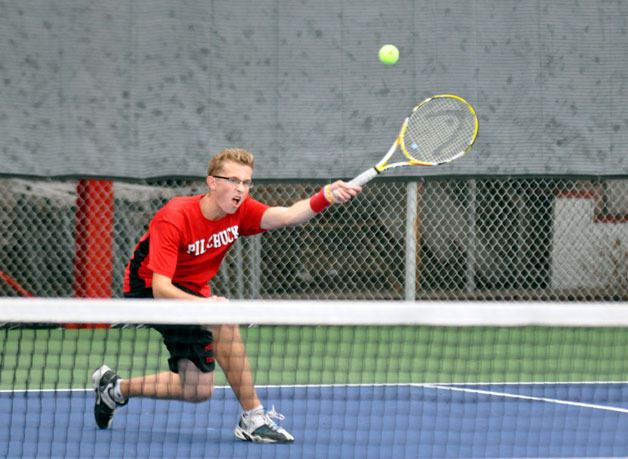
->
xmin=124 ymin=285 xmax=215 ymax=374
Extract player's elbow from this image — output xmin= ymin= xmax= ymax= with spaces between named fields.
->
xmin=152 ymin=274 xmax=173 ymax=298
xmin=152 ymin=284 xmax=169 ymax=298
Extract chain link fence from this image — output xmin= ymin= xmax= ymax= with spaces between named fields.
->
xmin=1 ymin=177 xmax=626 ymax=301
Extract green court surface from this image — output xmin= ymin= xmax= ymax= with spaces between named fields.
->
xmin=2 ymin=325 xmax=627 ymax=391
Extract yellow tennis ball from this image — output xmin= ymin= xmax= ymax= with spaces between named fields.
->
xmin=379 ymin=44 xmax=399 ymax=65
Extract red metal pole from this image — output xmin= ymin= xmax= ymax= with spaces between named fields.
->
xmin=71 ymin=179 xmax=114 ymax=328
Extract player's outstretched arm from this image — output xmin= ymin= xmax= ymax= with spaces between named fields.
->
xmin=261 ymin=180 xmax=361 ymax=230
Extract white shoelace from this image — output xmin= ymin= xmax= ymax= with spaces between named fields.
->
xmin=266 ymin=406 xmax=285 ymax=422
xmin=261 ymin=406 xmax=285 ymax=431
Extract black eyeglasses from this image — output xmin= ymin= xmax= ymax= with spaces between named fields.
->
xmin=212 ymin=175 xmax=254 ymax=188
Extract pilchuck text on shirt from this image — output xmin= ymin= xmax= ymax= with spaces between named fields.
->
xmin=186 ymin=225 xmax=240 ymax=256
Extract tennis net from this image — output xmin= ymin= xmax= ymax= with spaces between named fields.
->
xmin=1 ymin=299 xmax=628 ymax=458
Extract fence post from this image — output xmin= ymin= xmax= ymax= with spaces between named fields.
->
xmin=250 ymin=235 xmax=262 ymax=298
xmin=73 ymin=179 xmax=114 ymax=299
xmin=405 ymin=182 xmax=419 ymax=301
xmin=466 ymin=179 xmax=477 ymax=293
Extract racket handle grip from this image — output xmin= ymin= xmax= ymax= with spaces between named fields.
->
xmin=348 ymin=168 xmax=378 ymax=187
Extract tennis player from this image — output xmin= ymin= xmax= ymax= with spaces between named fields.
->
xmin=92 ymin=148 xmax=361 ymax=443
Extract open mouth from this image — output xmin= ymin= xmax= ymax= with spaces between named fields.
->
xmin=232 ymin=195 xmax=242 ymax=207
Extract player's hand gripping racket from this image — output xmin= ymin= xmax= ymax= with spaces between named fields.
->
xmin=348 ymin=94 xmax=478 ymax=187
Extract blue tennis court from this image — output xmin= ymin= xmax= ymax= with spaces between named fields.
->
xmin=2 ymin=382 xmax=627 ymax=458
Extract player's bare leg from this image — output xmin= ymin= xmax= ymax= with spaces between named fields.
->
xmin=210 ymin=323 xmax=260 ymax=410
xmin=93 ymin=360 xmax=214 ymax=429
xmin=210 ymin=323 xmax=294 ymax=443
xmin=120 ymin=359 xmax=214 ymax=402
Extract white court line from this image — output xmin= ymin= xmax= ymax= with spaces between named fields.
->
xmin=2 ymin=380 xmax=628 ymax=393
xmin=434 ymin=380 xmax=628 ymax=386
xmin=2 ymin=382 xmax=628 ymax=415
xmin=1 ymin=382 xmax=417 ymax=394
xmin=420 ymin=383 xmax=628 ymax=415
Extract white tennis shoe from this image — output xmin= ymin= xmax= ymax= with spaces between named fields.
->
xmin=234 ymin=406 xmax=295 ymax=443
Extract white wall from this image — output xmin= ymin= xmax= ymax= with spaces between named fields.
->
xmin=551 ymin=197 xmax=628 ymax=290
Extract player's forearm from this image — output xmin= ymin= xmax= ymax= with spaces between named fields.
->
xmin=261 ymin=182 xmax=360 ymax=230
xmin=264 ymin=199 xmax=319 ymax=229
xmin=287 ymin=197 xmax=321 ymax=225
xmin=152 ymin=274 xmax=203 ymax=300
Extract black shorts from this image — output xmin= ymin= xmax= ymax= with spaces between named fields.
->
xmin=124 ymin=286 xmax=215 ymax=374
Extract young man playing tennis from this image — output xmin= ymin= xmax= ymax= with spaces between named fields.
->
xmin=92 ymin=148 xmax=361 ymax=443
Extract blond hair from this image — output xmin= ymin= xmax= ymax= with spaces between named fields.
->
xmin=207 ymin=148 xmax=255 ymax=176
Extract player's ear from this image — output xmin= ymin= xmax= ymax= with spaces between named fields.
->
xmin=206 ymin=175 xmax=216 ymax=191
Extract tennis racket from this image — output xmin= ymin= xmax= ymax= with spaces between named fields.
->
xmin=347 ymin=94 xmax=478 ymax=187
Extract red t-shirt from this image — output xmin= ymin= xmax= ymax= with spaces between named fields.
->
xmin=123 ymin=194 xmax=269 ymax=297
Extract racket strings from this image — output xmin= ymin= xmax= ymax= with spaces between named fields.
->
xmin=403 ymin=99 xmax=476 ymax=165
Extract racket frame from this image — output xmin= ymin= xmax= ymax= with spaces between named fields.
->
xmin=348 ymin=94 xmax=478 ymax=187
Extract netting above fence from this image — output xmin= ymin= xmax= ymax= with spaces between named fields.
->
xmin=2 ymin=1 xmax=628 ymax=179
xmin=1 ymin=177 xmax=626 ymax=301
